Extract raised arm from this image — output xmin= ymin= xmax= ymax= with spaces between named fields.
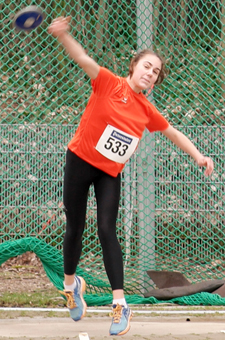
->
xmin=161 ymin=125 xmax=214 ymax=176
xmin=48 ymin=16 xmax=100 ymax=80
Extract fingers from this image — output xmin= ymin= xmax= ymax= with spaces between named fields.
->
xmin=197 ymin=156 xmax=214 ymax=176
xmin=66 ymin=16 xmax=71 ymax=22
xmin=50 ymin=16 xmax=71 ymax=25
xmin=48 ymin=16 xmax=71 ymax=36
xmin=204 ymin=157 xmax=214 ymax=176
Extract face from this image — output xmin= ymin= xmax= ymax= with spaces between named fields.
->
xmin=128 ymin=54 xmax=162 ymax=93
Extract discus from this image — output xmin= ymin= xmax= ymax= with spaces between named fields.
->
xmin=13 ymin=5 xmax=45 ymax=31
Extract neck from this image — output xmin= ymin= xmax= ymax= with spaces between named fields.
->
xmin=126 ymin=76 xmax=141 ymax=94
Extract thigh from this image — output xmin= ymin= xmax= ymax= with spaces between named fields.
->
xmin=94 ymin=173 xmax=121 ymax=231
xmin=63 ymin=150 xmax=91 ymax=217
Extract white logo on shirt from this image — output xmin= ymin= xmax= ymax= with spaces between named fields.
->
xmin=122 ymin=97 xmax=128 ymax=103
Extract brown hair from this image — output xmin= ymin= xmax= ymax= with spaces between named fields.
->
xmin=128 ymin=49 xmax=167 ymax=85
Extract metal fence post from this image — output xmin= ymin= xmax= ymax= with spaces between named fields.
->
xmin=137 ymin=0 xmax=155 ymax=294
xmin=137 ymin=132 xmax=155 ymax=294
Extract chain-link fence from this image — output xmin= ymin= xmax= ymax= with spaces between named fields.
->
xmin=0 ymin=0 xmax=224 ymax=299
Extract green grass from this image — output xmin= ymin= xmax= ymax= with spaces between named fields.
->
xmin=0 ymin=288 xmax=63 ymax=308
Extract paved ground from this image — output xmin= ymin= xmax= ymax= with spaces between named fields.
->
xmin=0 ymin=309 xmax=225 ymax=340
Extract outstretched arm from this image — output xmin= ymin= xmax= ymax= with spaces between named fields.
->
xmin=161 ymin=125 xmax=214 ymax=176
xmin=48 ymin=16 xmax=100 ymax=80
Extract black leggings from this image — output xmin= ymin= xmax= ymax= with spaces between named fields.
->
xmin=63 ymin=149 xmax=124 ymax=290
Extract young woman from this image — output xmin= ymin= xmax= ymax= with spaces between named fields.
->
xmin=48 ymin=17 xmax=214 ymax=336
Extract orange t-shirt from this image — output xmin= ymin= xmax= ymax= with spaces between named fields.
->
xmin=68 ymin=67 xmax=169 ymax=177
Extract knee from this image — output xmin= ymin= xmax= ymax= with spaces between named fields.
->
xmin=98 ymin=226 xmax=117 ymax=246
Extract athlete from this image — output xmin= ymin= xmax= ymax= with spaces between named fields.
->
xmin=48 ymin=17 xmax=214 ymax=336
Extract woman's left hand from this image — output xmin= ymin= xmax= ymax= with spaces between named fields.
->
xmin=196 ymin=155 xmax=214 ymax=176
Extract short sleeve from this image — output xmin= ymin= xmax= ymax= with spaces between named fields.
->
xmin=146 ymin=103 xmax=169 ymax=132
xmin=91 ymin=67 xmax=119 ymax=97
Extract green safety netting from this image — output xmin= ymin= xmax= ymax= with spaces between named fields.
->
xmin=1 ymin=0 xmax=225 ymax=307
xmin=1 ymin=237 xmax=225 ymax=306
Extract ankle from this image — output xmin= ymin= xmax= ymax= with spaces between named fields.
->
xmin=64 ymin=280 xmax=76 ymax=291
xmin=113 ymin=298 xmax=127 ymax=308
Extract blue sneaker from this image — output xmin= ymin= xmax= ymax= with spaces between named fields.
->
xmin=109 ymin=304 xmax=132 ymax=336
xmin=59 ymin=276 xmax=87 ymax=321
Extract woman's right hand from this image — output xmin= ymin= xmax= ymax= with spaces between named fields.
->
xmin=47 ymin=15 xmax=100 ymax=80
xmin=48 ymin=16 xmax=71 ymax=38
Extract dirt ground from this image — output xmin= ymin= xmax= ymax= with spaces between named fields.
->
xmin=0 ymin=313 xmax=225 ymax=340
xmin=0 ymin=252 xmax=56 ymax=295
xmin=1 ymin=253 xmax=225 ymax=340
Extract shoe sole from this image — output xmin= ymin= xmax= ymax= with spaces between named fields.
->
xmin=110 ymin=310 xmax=133 ymax=336
xmin=77 ymin=276 xmax=87 ymax=320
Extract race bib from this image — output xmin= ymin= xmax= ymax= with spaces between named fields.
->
xmin=95 ymin=125 xmax=139 ymax=164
